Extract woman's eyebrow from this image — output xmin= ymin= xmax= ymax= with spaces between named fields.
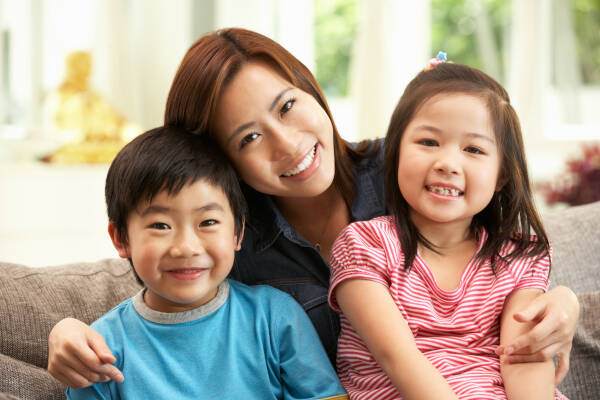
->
xmin=227 ymin=87 xmax=294 ymax=144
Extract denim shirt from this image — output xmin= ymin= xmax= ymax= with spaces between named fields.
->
xmin=230 ymin=140 xmax=386 ymax=365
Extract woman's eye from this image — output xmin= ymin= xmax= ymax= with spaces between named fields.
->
xmin=418 ymin=139 xmax=438 ymax=147
xmin=279 ymin=98 xmax=295 ymax=117
xmin=149 ymin=222 xmax=170 ymax=230
xmin=239 ymin=133 xmax=259 ymax=149
xmin=465 ymin=146 xmax=484 ymax=154
xmin=200 ymin=219 xmax=218 ymax=227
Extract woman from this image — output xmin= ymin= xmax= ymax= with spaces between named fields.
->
xmin=48 ymin=28 xmax=579 ymax=389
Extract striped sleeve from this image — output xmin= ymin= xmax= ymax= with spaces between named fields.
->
xmin=509 ymin=242 xmax=552 ymax=292
xmin=328 ymin=218 xmax=396 ymax=313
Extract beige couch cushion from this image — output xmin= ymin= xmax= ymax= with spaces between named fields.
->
xmin=0 ymin=258 xmax=140 ymax=399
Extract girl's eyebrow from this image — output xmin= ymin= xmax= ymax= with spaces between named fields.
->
xmin=413 ymin=124 xmax=495 ymax=144
xmin=227 ymin=87 xmax=294 ymax=144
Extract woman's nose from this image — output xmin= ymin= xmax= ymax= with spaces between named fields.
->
xmin=267 ymin=124 xmax=301 ymax=160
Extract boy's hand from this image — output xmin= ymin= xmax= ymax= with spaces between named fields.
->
xmin=48 ymin=317 xmax=124 ymax=388
xmin=495 ymin=285 xmax=579 ymax=385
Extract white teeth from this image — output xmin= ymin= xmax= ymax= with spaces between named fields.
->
xmin=426 ymin=185 xmax=462 ymax=197
xmin=282 ymin=146 xmax=316 ymax=177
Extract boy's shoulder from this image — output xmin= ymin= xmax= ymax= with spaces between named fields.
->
xmin=91 ymin=296 xmax=136 ymax=329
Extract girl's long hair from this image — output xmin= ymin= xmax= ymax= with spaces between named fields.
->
xmin=383 ymin=62 xmax=549 ymax=271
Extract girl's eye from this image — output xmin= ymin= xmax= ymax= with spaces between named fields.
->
xmin=465 ymin=146 xmax=484 ymax=154
xmin=418 ymin=139 xmax=438 ymax=147
xmin=279 ymin=98 xmax=296 ymax=117
xmin=149 ymin=222 xmax=170 ymax=230
xmin=239 ymin=132 xmax=259 ymax=149
xmin=200 ymin=219 xmax=218 ymax=227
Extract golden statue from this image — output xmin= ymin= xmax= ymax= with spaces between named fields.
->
xmin=43 ymin=51 xmax=140 ymax=163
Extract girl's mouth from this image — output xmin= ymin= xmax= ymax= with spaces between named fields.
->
xmin=425 ymin=185 xmax=464 ymax=197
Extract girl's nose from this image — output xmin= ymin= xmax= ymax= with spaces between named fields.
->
xmin=433 ymin=151 xmax=460 ymax=175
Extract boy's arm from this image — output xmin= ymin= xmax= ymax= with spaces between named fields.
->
xmin=500 ymin=288 xmax=556 ymax=400
xmin=335 ymin=279 xmax=458 ymax=400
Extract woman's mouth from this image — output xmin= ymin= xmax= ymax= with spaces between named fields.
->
xmin=281 ymin=145 xmax=318 ymax=177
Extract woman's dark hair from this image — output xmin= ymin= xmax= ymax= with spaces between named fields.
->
xmin=383 ymin=62 xmax=550 ymax=271
xmin=105 ymin=126 xmax=247 ymax=246
xmin=164 ymin=27 xmax=378 ymax=207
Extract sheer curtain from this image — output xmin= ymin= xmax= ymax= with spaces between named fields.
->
xmin=350 ymin=0 xmax=431 ymax=141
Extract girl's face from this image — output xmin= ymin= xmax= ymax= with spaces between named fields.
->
xmin=397 ymin=93 xmax=503 ymax=230
xmin=212 ymin=60 xmax=335 ymax=199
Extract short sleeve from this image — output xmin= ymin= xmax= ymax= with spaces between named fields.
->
xmin=513 ymin=246 xmax=552 ymax=292
xmin=328 ymin=218 xmax=397 ymax=313
xmin=274 ymin=294 xmax=348 ymax=400
xmin=66 ymin=383 xmax=112 ymax=399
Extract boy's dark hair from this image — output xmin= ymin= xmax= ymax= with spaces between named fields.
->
xmin=106 ymin=126 xmax=247 ymax=248
xmin=383 ymin=62 xmax=550 ymax=272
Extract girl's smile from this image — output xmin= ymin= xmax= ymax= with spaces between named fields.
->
xmin=397 ymin=93 xmax=502 ymax=232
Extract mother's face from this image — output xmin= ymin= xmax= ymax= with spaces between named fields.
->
xmin=212 ymin=60 xmax=335 ymax=199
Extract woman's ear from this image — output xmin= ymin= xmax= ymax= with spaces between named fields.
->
xmin=108 ymin=222 xmax=130 ymax=258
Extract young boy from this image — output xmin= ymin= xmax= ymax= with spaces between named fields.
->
xmin=66 ymin=127 xmax=347 ymax=399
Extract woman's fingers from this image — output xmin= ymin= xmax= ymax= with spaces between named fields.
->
xmin=554 ymin=350 xmax=571 ymax=386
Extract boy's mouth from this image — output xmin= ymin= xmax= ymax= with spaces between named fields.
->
xmin=167 ymin=268 xmax=210 ymax=280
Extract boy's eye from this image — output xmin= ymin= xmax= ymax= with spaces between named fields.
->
xmin=418 ymin=139 xmax=438 ymax=147
xmin=465 ymin=146 xmax=484 ymax=154
xmin=279 ymin=98 xmax=295 ymax=117
xmin=149 ymin=222 xmax=170 ymax=230
xmin=239 ymin=132 xmax=259 ymax=149
xmin=200 ymin=219 xmax=218 ymax=227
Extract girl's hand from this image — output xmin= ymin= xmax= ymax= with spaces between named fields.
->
xmin=47 ymin=318 xmax=124 ymax=388
xmin=495 ymin=285 xmax=580 ymax=385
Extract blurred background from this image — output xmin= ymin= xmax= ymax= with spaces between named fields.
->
xmin=1 ymin=0 xmax=599 ymax=266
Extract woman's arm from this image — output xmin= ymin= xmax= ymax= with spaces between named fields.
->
xmin=48 ymin=318 xmax=124 ymax=388
xmin=335 ymin=279 xmax=458 ymax=400
xmin=500 ymin=289 xmax=556 ymax=400
xmin=496 ymin=285 xmax=579 ymax=384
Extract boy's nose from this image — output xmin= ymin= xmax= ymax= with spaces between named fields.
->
xmin=170 ymin=233 xmax=202 ymax=258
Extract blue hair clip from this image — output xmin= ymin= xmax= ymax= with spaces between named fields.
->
xmin=425 ymin=51 xmax=447 ymax=71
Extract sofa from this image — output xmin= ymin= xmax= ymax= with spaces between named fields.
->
xmin=1 ymin=202 xmax=599 ymax=400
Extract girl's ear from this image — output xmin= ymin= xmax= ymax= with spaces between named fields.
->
xmin=108 ymin=222 xmax=130 ymax=258
xmin=496 ymin=169 xmax=508 ymax=192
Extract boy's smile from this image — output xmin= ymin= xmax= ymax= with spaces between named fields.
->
xmin=109 ymin=179 xmax=242 ymax=313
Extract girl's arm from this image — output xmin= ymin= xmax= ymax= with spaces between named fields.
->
xmin=335 ymin=279 xmax=458 ymax=400
xmin=500 ymin=288 xmax=556 ymax=400
xmin=496 ymin=285 xmax=579 ymax=384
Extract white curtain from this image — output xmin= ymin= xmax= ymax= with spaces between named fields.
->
xmin=350 ymin=0 xmax=431 ymax=141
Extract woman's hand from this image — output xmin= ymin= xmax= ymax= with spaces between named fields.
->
xmin=495 ymin=285 xmax=580 ymax=385
xmin=48 ymin=318 xmax=124 ymax=388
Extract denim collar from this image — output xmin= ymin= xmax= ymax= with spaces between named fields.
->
xmin=243 ymin=141 xmax=386 ymax=254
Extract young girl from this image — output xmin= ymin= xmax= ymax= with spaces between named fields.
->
xmin=327 ymin=57 xmax=566 ymax=399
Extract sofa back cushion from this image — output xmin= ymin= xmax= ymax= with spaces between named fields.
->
xmin=0 ymin=258 xmax=141 ymax=369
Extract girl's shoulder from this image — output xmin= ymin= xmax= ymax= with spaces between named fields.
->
xmin=333 ymin=215 xmax=399 ymax=254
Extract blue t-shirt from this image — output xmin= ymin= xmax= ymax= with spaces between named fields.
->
xmin=66 ymin=280 xmax=347 ymax=400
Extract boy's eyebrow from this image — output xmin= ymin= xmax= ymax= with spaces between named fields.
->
xmin=227 ymin=87 xmax=294 ymax=145
xmin=414 ymin=124 xmax=496 ymax=144
xmin=139 ymin=203 xmax=225 ymax=216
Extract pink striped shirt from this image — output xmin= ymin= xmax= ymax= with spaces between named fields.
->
xmin=328 ymin=216 xmax=566 ymax=400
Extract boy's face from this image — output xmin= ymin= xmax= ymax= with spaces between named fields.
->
xmin=109 ymin=179 xmax=242 ymax=313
